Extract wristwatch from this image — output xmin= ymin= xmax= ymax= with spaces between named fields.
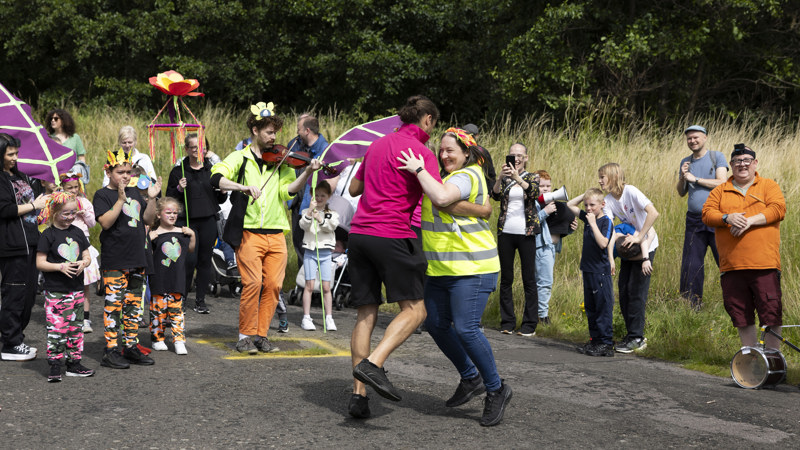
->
xmin=722 ymin=214 xmax=729 ymax=224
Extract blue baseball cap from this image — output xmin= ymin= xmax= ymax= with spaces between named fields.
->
xmin=684 ymin=125 xmax=707 ymax=135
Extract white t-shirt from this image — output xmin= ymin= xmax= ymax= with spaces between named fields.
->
xmin=502 ymin=185 xmax=526 ymax=235
xmin=603 ymin=185 xmax=659 ymax=252
xmin=102 ymin=148 xmax=158 ymax=187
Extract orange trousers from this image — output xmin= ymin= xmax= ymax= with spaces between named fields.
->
xmin=236 ymin=231 xmax=288 ymax=337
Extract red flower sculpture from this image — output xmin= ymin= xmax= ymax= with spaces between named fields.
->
xmin=148 ymin=70 xmax=204 ymax=97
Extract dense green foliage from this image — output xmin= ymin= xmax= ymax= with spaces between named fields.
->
xmin=2 ymin=0 xmax=800 ymax=122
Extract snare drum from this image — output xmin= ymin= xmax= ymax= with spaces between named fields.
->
xmin=730 ymin=346 xmax=786 ymax=389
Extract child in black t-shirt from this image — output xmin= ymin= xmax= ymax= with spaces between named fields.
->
xmin=36 ymin=191 xmax=94 ymax=382
xmin=93 ymin=149 xmax=161 ymax=369
xmin=566 ymin=188 xmax=614 ymax=357
xmin=149 ymin=197 xmax=195 ymax=355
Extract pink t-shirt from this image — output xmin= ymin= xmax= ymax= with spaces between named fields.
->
xmin=350 ymin=123 xmax=442 ymax=239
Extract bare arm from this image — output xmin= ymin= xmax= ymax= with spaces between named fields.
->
xmin=183 ymin=227 xmax=197 ymax=253
xmin=566 ymin=193 xmax=585 ymax=216
xmin=441 ymin=200 xmax=492 ymax=220
xmin=396 ymin=149 xmax=461 ymax=207
xmin=287 ymin=160 xmax=322 ymax=194
xmin=349 ymin=177 xmax=364 ymax=197
xmin=97 ymin=186 xmax=126 ymax=230
xmin=623 ymin=203 xmax=659 ymax=248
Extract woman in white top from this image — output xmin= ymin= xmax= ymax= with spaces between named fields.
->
xmin=490 ymin=143 xmax=542 ymax=336
xmin=102 ymin=126 xmax=157 ymax=187
xmin=598 ymin=162 xmax=659 ymax=354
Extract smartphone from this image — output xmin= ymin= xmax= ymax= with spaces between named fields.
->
xmin=505 ymin=155 xmax=516 ymax=168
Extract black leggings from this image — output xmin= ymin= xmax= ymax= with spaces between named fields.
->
xmin=179 ymin=215 xmax=217 ymax=302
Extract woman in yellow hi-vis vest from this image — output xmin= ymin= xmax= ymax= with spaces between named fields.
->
xmin=397 ymin=128 xmax=511 ymax=427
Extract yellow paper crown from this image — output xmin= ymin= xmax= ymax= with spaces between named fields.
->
xmin=105 ymin=148 xmax=131 ymax=168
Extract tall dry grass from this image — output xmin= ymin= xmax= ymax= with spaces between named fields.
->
xmin=58 ymin=103 xmax=798 ymax=380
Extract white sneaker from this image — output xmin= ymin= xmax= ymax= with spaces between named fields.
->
xmin=301 ymin=317 xmax=316 ymax=331
xmin=82 ymin=319 xmax=93 ymax=333
xmin=174 ymin=341 xmax=187 ymax=355
xmin=152 ymin=341 xmax=168 ymax=351
xmin=325 ymin=316 xmax=337 ymax=331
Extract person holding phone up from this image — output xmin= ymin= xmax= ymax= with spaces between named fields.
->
xmin=491 ymin=143 xmax=542 ymax=336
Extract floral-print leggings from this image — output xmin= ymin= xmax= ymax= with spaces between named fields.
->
xmin=43 ymin=290 xmax=85 ymax=361
xmin=102 ymin=269 xmax=145 ymax=349
xmin=150 ymin=293 xmax=185 ymax=342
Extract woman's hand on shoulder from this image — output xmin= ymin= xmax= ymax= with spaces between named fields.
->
xmin=396 ymin=148 xmax=425 ymax=173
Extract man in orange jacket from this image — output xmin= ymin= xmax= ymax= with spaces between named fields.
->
xmin=702 ymin=144 xmax=786 ymax=350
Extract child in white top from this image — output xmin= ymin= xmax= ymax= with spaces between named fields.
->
xmin=298 ymin=180 xmax=339 ymax=331
xmin=598 ymin=163 xmax=660 ymax=354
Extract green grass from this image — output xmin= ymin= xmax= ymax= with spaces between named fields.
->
xmin=58 ymin=103 xmax=800 ymax=382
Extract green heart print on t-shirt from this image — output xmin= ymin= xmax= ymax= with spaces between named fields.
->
xmin=161 ymin=237 xmax=182 ymax=267
xmin=123 ymin=198 xmax=141 ymax=227
xmin=57 ymin=237 xmax=80 ymax=262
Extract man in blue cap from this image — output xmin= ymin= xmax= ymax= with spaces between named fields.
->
xmin=676 ymin=125 xmax=728 ymax=309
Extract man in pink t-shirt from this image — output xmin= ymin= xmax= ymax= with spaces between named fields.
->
xmin=347 ymin=97 xmax=441 ymax=420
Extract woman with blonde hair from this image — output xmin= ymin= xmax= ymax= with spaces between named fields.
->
xmin=598 ymin=162 xmax=659 ymax=353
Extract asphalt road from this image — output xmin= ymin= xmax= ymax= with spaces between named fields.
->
xmin=1 ymin=289 xmax=799 ymax=448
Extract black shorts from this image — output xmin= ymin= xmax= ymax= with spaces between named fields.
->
xmin=348 ymin=233 xmax=427 ymax=306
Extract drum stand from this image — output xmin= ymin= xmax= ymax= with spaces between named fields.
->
xmin=730 ymin=325 xmax=800 ymax=389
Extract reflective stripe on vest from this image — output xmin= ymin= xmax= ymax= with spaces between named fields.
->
xmin=421 ymin=165 xmax=500 ymax=276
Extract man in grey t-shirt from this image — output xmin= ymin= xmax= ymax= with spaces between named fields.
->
xmin=676 ymin=125 xmax=728 ymax=309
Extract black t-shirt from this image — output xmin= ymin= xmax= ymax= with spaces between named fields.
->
xmin=37 ymin=225 xmax=90 ymax=292
xmin=93 ymin=187 xmax=148 ymax=270
xmin=579 ymin=210 xmax=612 ymax=274
xmin=149 ymin=231 xmax=190 ymax=295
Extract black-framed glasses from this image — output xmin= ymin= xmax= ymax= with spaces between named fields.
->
xmin=731 ymin=158 xmax=755 ymax=166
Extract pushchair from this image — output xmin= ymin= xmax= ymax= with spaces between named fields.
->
xmin=287 ymin=251 xmax=352 ymax=310
xmin=208 ymin=246 xmax=242 ymax=298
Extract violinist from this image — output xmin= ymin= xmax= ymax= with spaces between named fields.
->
xmin=289 ymin=115 xmax=330 ymax=265
xmin=210 ymin=102 xmax=321 ymax=354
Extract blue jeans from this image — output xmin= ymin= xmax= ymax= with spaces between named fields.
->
xmin=424 ymin=272 xmax=501 ymax=392
xmin=535 ymin=245 xmax=555 ymax=318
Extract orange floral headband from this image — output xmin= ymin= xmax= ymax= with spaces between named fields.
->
xmin=445 ymin=127 xmax=478 ymax=148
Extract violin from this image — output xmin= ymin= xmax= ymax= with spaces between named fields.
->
xmin=260 ymin=144 xmax=338 ymax=176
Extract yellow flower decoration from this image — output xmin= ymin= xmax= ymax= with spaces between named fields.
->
xmin=105 ymin=148 xmax=131 ymax=168
xmin=250 ymin=101 xmax=275 ymax=120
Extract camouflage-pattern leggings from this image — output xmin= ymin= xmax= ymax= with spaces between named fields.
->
xmin=150 ymin=293 xmax=185 ymax=342
xmin=102 ymin=269 xmax=145 ymax=349
xmin=44 ymin=290 xmax=85 ymax=361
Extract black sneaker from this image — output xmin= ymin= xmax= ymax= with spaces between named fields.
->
xmin=353 ymin=358 xmax=401 ymax=401
xmin=278 ymin=319 xmax=289 ymax=333
xmin=194 ymin=299 xmax=210 ymax=314
xmin=66 ymin=360 xmax=95 ymax=377
xmin=577 ymin=340 xmax=595 ymax=354
xmin=122 ymin=345 xmax=155 ymax=365
xmin=47 ymin=360 xmax=62 ymax=383
xmin=539 ymin=316 xmax=551 ymax=325
xmin=445 ymin=374 xmax=485 ymax=407
xmin=254 ymin=337 xmax=280 ymax=353
xmin=101 ymin=348 xmax=130 ymax=369
xmin=480 ymin=382 xmax=512 ymax=427
xmin=236 ymin=337 xmax=258 ymax=354
xmin=586 ymin=343 xmax=615 ymax=357
xmin=348 ymin=393 xmax=370 ymax=419
xmin=1 ymin=342 xmax=37 ymax=361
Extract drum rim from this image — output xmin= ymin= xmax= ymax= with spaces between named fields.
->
xmin=730 ymin=346 xmax=786 ymax=389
